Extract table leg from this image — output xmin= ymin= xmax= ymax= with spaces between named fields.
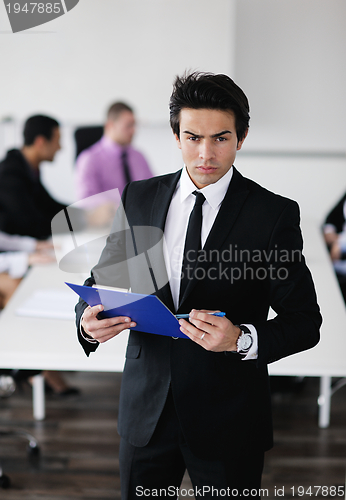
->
xmin=32 ymin=374 xmax=45 ymax=420
xmin=318 ymin=375 xmax=331 ymax=428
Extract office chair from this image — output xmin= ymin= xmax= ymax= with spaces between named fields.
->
xmin=0 ymin=370 xmax=40 ymax=489
xmin=74 ymin=125 xmax=103 ymax=159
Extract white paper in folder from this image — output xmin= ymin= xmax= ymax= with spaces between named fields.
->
xmin=16 ymin=289 xmax=76 ymax=320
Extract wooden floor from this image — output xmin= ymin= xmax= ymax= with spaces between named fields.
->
xmin=0 ymin=373 xmax=345 ymax=499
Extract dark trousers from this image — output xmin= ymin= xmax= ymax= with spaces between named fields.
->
xmin=120 ymin=389 xmax=265 ymax=499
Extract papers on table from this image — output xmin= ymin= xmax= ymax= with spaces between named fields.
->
xmin=16 ymin=289 xmax=77 ymax=320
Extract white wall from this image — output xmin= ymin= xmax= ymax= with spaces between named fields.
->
xmin=235 ymin=153 xmax=346 ymax=225
xmin=0 ymin=0 xmax=236 ymax=124
xmin=234 ymin=0 xmax=346 ymax=153
xmin=1 ymin=0 xmax=346 ymax=222
xmin=233 ymin=0 xmax=346 ymax=226
xmin=0 ymin=0 xmax=236 ymax=203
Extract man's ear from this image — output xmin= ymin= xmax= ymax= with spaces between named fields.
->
xmin=237 ymin=129 xmax=249 ymax=151
xmin=174 ymin=133 xmax=182 ymax=150
xmin=33 ymin=135 xmax=46 ymax=149
xmin=104 ymin=119 xmax=115 ymax=133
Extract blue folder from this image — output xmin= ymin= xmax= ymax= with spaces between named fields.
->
xmin=66 ymin=282 xmax=188 ymax=339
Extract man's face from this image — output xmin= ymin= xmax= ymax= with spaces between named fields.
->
xmin=39 ymin=126 xmax=61 ymax=162
xmin=175 ymin=108 xmax=247 ymax=189
xmin=107 ymin=111 xmax=136 ymax=146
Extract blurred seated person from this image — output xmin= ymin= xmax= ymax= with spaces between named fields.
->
xmin=323 ymin=192 xmax=346 ymax=301
xmin=75 ymin=102 xmax=153 ymax=227
xmin=0 ymin=114 xmax=84 ymax=239
xmin=0 ymin=230 xmax=79 ymax=396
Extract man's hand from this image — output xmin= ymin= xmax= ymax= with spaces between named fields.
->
xmin=179 ymin=309 xmax=241 ymax=352
xmin=330 ymin=239 xmax=342 ymax=261
xmin=35 ymin=240 xmax=54 ymax=252
xmin=28 ymin=252 xmax=55 ymax=265
xmin=324 ymin=230 xmax=338 ymax=246
xmin=81 ymin=304 xmax=136 ymax=344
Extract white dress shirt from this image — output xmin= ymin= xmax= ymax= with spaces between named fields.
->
xmin=163 ymin=166 xmax=258 ymax=360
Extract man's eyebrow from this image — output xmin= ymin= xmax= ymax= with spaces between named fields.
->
xmin=182 ymin=130 xmax=232 ymax=138
xmin=182 ymin=130 xmax=201 ymax=137
xmin=211 ymin=130 xmax=232 ymax=138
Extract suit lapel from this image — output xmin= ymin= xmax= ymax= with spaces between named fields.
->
xmin=203 ymin=168 xmax=249 ymax=253
xmin=149 ymin=170 xmax=181 ymax=313
xmin=149 ymin=171 xmax=181 ymax=233
xmin=179 ymin=167 xmax=250 ymax=309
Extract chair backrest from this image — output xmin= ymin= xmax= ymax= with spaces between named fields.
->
xmin=74 ymin=125 xmax=104 ymax=159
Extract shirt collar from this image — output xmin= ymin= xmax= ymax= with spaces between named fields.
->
xmin=179 ymin=165 xmax=234 ymax=210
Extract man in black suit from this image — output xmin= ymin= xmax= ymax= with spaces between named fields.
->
xmin=76 ymin=72 xmax=321 ymax=498
xmin=0 ymin=115 xmax=66 ymax=239
xmin=0 ymin=114 xmax=82 ymax=395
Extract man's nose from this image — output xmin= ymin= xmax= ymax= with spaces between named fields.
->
xmin=199 ymin=141 xmax=215 ymax=161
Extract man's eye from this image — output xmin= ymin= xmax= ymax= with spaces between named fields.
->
xmin=188 ymin=136 xmax=198 ymax=141
xmin=216 ymin=137 xmax=226 ymax=142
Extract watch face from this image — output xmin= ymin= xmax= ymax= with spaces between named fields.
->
xmin=238 ymin=333 xmax=252 ymax=352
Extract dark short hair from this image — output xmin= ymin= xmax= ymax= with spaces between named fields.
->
xmin=107 ymin=101 xmax=133 ymax=121
xmin=169 ymin=72 xmax=250 ymax=142
xmin=23 ymin=115 xmax=59 ymax=146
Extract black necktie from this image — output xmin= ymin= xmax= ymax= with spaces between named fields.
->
xmin=179 ymin=191 xmax=206 ymax=303
xmin=121 ymin=149 xmax=132 ymax=185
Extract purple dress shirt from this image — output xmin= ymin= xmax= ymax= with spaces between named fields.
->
xmin=75 ymin=136 xmax=153 ymax=207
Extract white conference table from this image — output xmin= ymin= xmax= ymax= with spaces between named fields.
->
xmin=0 ymin=220 xmax=345 ymax=427
xmin=0 ymin=263 xmax=129 ymax=420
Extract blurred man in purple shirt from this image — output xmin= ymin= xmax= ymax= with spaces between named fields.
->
xmin=76 ymin=102 xmax=153 ymax=226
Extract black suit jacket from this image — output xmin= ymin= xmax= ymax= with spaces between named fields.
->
xmin=0 ymin=149 xmax=66 ymax=239
xmin=76 ymin=168 xmax=321 ymax=459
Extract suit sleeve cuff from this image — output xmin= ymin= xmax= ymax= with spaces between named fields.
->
xmin=79 ymin=314 xmax=99 ymax=344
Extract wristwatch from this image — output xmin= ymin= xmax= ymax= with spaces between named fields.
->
xmin=236 ymin=325 xmax=253 ymax=355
